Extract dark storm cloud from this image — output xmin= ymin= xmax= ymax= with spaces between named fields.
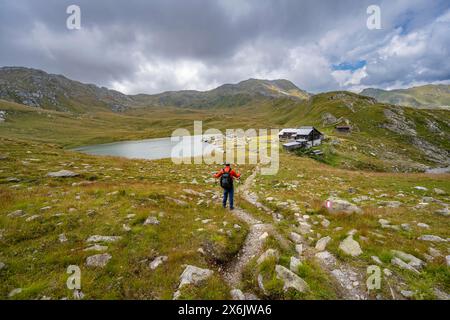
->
xmin=0 ymin=0 xmax=449 ymax=93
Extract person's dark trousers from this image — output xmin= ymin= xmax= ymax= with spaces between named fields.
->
xmin=222 ymin=187 xmax=234 ymax=209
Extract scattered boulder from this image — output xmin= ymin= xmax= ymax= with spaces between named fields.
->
xmin=315 ymin=236 xmax=331 ymax=251
xmin=167 ymin=197 xmax=188 ymax=206
xmin=149 ymin=256 xmax=168 ymax=270
xmin=290 ymin=256 xmax=302 ymax=272
xmin=86 ymin=235 xmax=121 ymax=243
xmin=339 ymin=235 xmax=362 ymax=256
xmin=230 ymin=289 xmax=245 ymax=300
xmin=47 ymin=170 xmax=79 ymax=178
xmin=400 ymin=290 xmax=415 ymax=298
xmin=391 ymin=257 xmax=420 ymax=274
xmin=25 ymin=215 xmax=40 ymax=222
xmin=144 ymin=216 xmax=160 ymax=225
xmin=275 ymin=265 xmax=309 ymax=293
xmin=58 ymin=233 xmax=68 ymax=243
xmin=257 ymin=249 xmax=279 ymax=265
xmin=414 ymin=186 xmax=428 ymax=191
xmin=178 ymin=265 xmax=213 ymax=288
xmin=391 ymin=250 xmax=425 ymax=269
xmin=86 ymin=253 xmax=112 ymax=268
xmin=7 ymin=209 xmax=25 ymax=218
xmin=8 ymin=288 xmax=22 ymax=298
xmin=257 ymin=274 xmax=267 ymax=295
xmin=446 ymin=255 xmax=450 ymax=267
xmin=434 ymin=207 xmax=449 ymax=217
xmin=322 ymin=112 xmax=337 ymax=125
xmin=325 ymin=197 xmax=362 ymax=214
xmin=0 ymin=262 xmax=5 ymax=270
xmin=378 ymin=201 xmax=402 ymax=208
xmin=289 ymin=232 xmax=303 ymax=244
xmin=433 ymin=188 xmax=446 ymax=195
xmin=417 ymin=235 xmax=447 ymax=242
xmin=417 ymin=222 xmax=429 ymax=229
xmin=371 ymin=256 xmax=382 ymax=265
xmin=297 ymin=221 xmax=312 ymax=235
xmin=401 ymin=223 xmax=411 ymax=231
xmin=315 ymin=251 xmax=336 ymax=266
xmin=428 ymin=247 xmax=441 ymax=258
xmin=321 ymin=219 xmax=330 ymax=228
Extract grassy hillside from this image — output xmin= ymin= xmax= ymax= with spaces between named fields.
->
xmin=1 ymin=89 xmax=449 ymax=172
xmin=1 ymin=136 xmax=448 ymax=300
xmin=361 ymin=85 xmax=450 ymax=109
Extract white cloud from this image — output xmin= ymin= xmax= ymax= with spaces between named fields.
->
xmin=0 ymin=0 xmax=448 ymax=94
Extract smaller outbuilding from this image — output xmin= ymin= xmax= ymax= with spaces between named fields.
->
xmin=335 ymin=125 xmax=352 ymax=134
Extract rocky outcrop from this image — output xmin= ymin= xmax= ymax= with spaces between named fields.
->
xmin=47 ymin=170 xmax=79 ymax=178
xmin=325 ymin=197 xmax=362 ymax=214
xmin=86 ymin=253 xmax=112 ymax=268
xmin=275 ymin=265 xmax=309 ymax=293
xmin=339 ymin=235 xmax=363 ymax=256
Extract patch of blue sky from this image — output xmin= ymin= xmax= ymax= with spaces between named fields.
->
xmin=332 ymin=60 xmax=366 ymax=71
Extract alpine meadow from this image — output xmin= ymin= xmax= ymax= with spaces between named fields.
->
xmin=0 ymin=0 xmax=449 ymax=306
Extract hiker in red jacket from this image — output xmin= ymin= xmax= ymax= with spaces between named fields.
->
xmin=214 ymin=163 xmax=241 ymax=210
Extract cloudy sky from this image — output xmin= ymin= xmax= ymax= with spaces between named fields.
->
xmin=0 ymin=0 xmax=449 ymax=94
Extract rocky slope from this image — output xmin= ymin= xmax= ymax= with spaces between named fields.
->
xmin=0 ymin=67 xmax=135 ymax=112
xmin=0 ymin=67 xmax=309 ymax=111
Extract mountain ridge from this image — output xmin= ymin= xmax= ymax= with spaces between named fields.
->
xmin=361 ymin=84 xmax=450 ymax=109
xmin=0 ymin=66 xmax=310 ymax=111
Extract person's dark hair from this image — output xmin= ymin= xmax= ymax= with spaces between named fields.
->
xmin=225 ymin=163 xmax=231 ymax=166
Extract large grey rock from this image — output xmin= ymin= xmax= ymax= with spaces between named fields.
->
xmin=417 ymin=235 xmax=447 ymax=242
xmin=315 ymin=236 xmax=331 ymax=251
xmin=391 ymin=257 xmax=420 ymax=274
xmin=446 ymin=255 xmax=450 ymax=267
xmin=257 ymin=249 xmax=279 ymax=265
xmin=289 ymin=232 xmax=303 ymax=244
xmin=149 ymin=256 xmax=168 ymax=270
xmin=47 ymin=170 xmax=79 ymax=178
xmin=275 ymin=265 xmax=309 ymax=293
xmin=86 ymin=253 xmax=112 ymax=268
xmin=297 ymin=221 xmax=312 ymax=235
xmin=339 ymin=235 xmax=362 ymax=256
xmin=178 ymin=265 xmax=213 ymax=288
xmin=0 ymin=262 xmax=5 ymax=270
xmin=230 ymin=289 xmax=245 ymax=300
xmin=87 ymin=235 xmax=121 ymax=243
xmin=434 ymin=207 xmax=449 ymax=217
xmin=325 ymin=197 xmax=362 ymax=214
xmin=7 ymin=209 xmax=25 ymax=218
xmin=144 ymin=216 xmax=160 ymax=225
xmin=289 ymin=256 xmax=302 ymax=272
xmin=8 ymin=288 xmax=22 ymax=297
xmin=391 ymin=250 xmax=425 ymax=269
xmin=315 ymin=251 xmax=336 ymax=266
